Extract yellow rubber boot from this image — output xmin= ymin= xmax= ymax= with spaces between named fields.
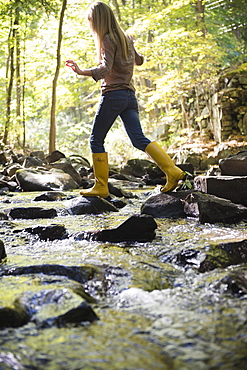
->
xmin=80 ymin=152 xmax=109 ymax=198
xmin=145 ymin=141 xmax=184 ymax=192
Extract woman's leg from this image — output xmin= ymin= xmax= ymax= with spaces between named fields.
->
xmin=90 ymin=91 xmax=128 ymax=153
xmin=120 ymin=91 xmax=151 ymax=151
xmin=120 ymin=91 xmax=184 ymax=192
xmin=81 ymin=91 xmax=128 ymax=197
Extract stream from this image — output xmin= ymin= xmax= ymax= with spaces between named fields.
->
xmin=0 ymin=185 xmax=247 ymax=370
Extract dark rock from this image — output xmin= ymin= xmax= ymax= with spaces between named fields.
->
xmin=25 ymin=224 xmax=68 ymax=241
xmin=23 ymin=156 xmax=43 ymax=168
xmin=6 ymin=163 xmax=22 ymax=177
xmin=0 ymin=152 xmax=7 ymax=165
xmin=164 ymin=248 xmax=202 ymax=268
xmin=33 ymin=191 xmax=68 ymax=201
xmin=15 ymin=168 xmax=79 ymax=191
xmin=75 ymin=214 xmax=157 ymax=242
xmin=69 ymin=155 xmax=91 ymax=169
xmin=108 ymin=182 xmax=138 ymax=198
xmin=46 ymin=159 xmax=82 ymax=185
xmin=178 ymin=163 xmax=194 ymax=175
xmin=141 ymin=191 xmax=192 ymax=218
xmin=183 ymin=191 xmax=247 ymax=223
xmin=219 ymin=151 xmax=247 ymax=176
xmin=194 ymin=175 xmax=247 ymax=206
xmin=0 ymin=212 xmax=8 ymax=220
xmin=0 ymin=299 xmax=30 ymax=328
xmin=121 ymin=158 xmax=156 ymax=178
xmin=0 ymin=178 xmax=19 ymax=192
xmin=219 ymin=270 xmax=247 ymax=296
xmin=9 ymin=207 xmax=57 ymax=219
xmin=65 ymin=196 xmax=119 ymax=215
xmin=198 ymin=239 xmax=247 ymax=272
xmin=109 ymin=198 xmax=128 ymax=209
xmin=30 ymin=150 xmax=46 ymax=161
xmin=110 ymin=172 xmax=145 ymax=184
xmin=54 ymin=302 xmax=99 ymax=327
xmin=0 ymin=264 xmax=96 ymax=284
xmin=162 ymin=240 xmax=247 ymax=273
xmin=0 ymin=240 xmax=7 ymax=262
xmin=46 ymin=150 xmax=66 ymax=164
xmin=141 ymin=174 xmax=167 ymax=186
xmin=183 ymin=152 xmax=208 ymax=171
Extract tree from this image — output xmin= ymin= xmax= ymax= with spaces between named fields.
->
xmin=1 ymin=0 xmax=59 ymax=146
xmin=0 ymin=0 xmax=246 ymax=156
xmin=49 ymin=0 xmax=67 ymax=154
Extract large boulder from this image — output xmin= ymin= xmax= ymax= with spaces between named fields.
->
xmin=121 ymin=159 xmax=158 ymax=178
xmin=141 ymin=191 xmax=192 ymax=218
xmin=15 ymin=168 xmax=79 ymax=191
xmin=194 ymin=175 xmax=247 ymax=206
xmin=65 ymin=196 xmax=119 ymax=215
xmin=183 ymin=191 xmax=247 ymax=223
xmin=46 ymin=159 xmax=82 ymax=185
xmin=75 ymin=214 xmax=157 ymax=242
xmin=219 ymin=151 xmax=247 ymax=176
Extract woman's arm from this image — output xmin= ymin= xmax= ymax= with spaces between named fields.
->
xmin=65 ymin=60 xmax=93 ymax=76
xmin=134 ymin=49 xmax=144 ymax=66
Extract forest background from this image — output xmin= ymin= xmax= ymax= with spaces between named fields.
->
xmin=1 ymin=0 xmax=247 ymax=165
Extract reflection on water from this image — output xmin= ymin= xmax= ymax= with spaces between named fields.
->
xmin=1 ymin=188 xmax=247 ymax=369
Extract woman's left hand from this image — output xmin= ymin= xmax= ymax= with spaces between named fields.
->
xmin=65 ymin=60 xmax=82 ymax=74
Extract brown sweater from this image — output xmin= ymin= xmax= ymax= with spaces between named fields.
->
xmin=90 ymin=34 xmax=144 ymax=94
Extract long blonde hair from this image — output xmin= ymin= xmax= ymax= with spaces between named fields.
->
xmin=87 ymin=2 xmax=130 ymax=63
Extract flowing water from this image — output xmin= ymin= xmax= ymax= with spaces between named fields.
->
xmin=0 ymin=186 xmax=247 ymax=370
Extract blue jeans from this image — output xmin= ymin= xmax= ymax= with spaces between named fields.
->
xmin=90 ymin=89 xmax=151 ymax=153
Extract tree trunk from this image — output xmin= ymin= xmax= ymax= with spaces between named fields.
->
xmin=22 ymin=23 xmax=27 ymax=150
xmin=15 ymin=6 xmax=21 ymax=146
xmin=4 ymin=21 xmax=15 ymax=145
xmin=193 ymin=0 xmax=206 ymax=37
xmin=49 ymin=0 xmax=67 ymax=154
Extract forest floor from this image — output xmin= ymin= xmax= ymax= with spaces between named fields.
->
xmin=170 ymin=132 xmax=247 ymax=158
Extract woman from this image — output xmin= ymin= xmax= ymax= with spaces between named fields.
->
xmin=66 ymin=1 xmax=184 ymax=198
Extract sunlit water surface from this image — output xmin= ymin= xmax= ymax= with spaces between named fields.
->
xmin=0 ymin=188 xmax=247 ymax=369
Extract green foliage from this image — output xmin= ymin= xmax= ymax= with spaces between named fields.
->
xmin=0 ymin=0 xmax=246 ymax=160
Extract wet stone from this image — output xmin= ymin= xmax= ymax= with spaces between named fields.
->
xmin=0 ymin=299 xmax=30 ymax=329
xmin=183 ymin=191 xmax=247 ymax=223
xmin=141 ymin=191 xmax=192 ymax=218
xmin=33 ymin=191 xmax=69 ymax=202
xmin=9 ymin=207 xmax=57 ymax=219
xmin=108 ymin=182 xmax=138 ymax=198
xmin=163 ymin=248 xmax=203 ymax=269
xmin=0 ymin=211 xmax=8 ymax=220
xmin=0 ymin=240 xmax=7 ymax=262
xmin=162 ymin=239 xmax=247 ymax=273
xmin=219 ymin=270 xmax=247 ymax=296
xmin=49 ymin=302 xmax=99 ymax=328
xmin=65 ymin=196 xmax=119 ymax=215
xmin=75 ymin=214 xmax=157 ymax=243
xmin=0 ymin=264 xmax=97 ymax=284
xmin=198 ymin=239 xmax=247 ymax=272
xmin=25 ymin=224 xmax=68 ymax=241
